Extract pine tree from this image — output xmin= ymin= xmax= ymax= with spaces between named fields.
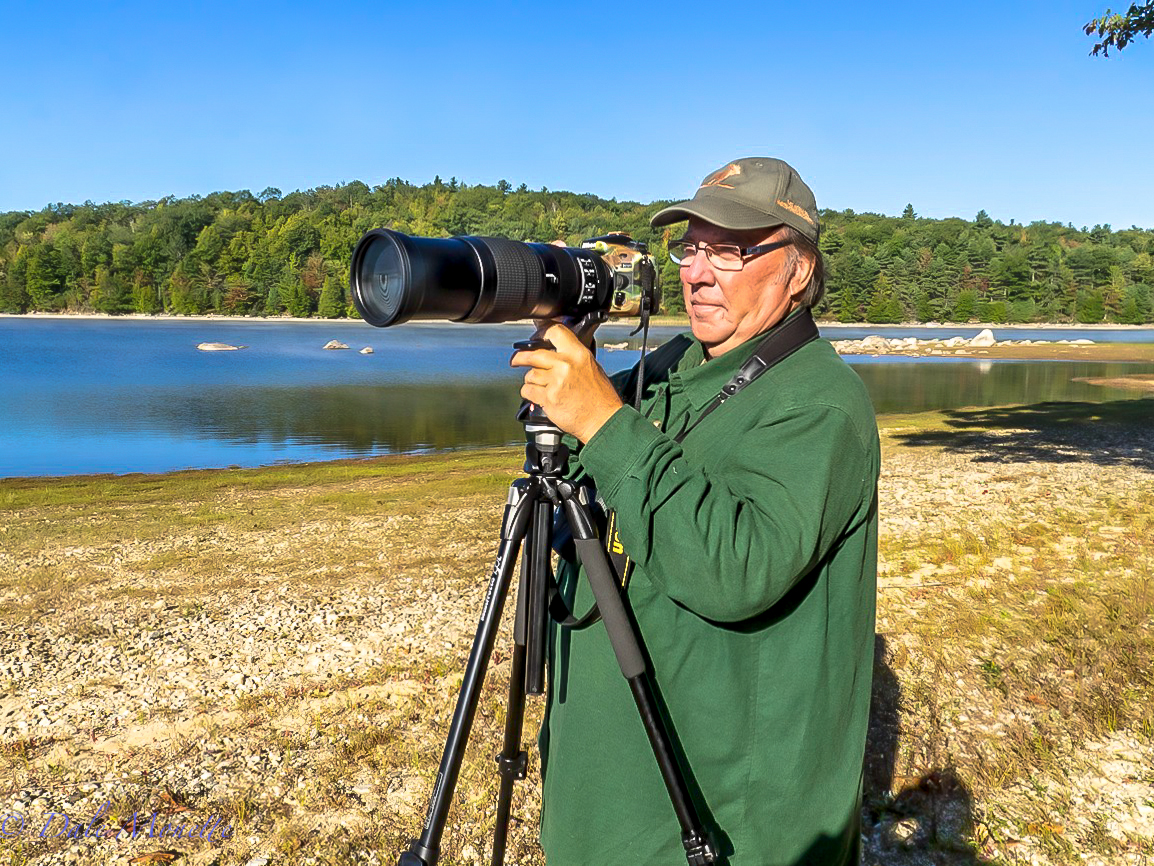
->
xmin=92 ymin=265 xmax=127 ymax=313
xmin=837 ymin=282 xmax=860 ymax=323
xmin=866 ymin=274 xmax=903 ymax=323
xmin=317 ymin=275 xmax=345 ymax=319
xmin=913 ymin=289 xmax=934 ymax=322
xmin=953 ymin=290 xmax=978 ymax=322
xmin=1075 ymin=290 xmax=1106 ymax=323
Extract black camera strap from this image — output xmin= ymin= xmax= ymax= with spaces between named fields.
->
xmin=671 ymin=306 xmax=819 ymax=444
xmin=559 ymin=308 xmax=820 ymax=629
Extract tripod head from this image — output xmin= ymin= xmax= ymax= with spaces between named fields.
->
xmin=512 ymin=310 xmax=608 ymax=474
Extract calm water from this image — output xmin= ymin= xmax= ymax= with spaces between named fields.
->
xmin=2 ymin=317 xmax=1152 ymax=478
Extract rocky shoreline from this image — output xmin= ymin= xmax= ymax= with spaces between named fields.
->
xmin=832 ymin=328 xmax=1095 ymax=356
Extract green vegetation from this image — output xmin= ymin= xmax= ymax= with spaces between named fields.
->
xmin=1086 ymin=1 xmax=1154 ymax=55
xmin=2 ymin=180 xmax=1153 ymax=323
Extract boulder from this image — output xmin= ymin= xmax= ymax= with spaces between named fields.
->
xmin=196 ymin=342 xmax=242 ymax=351
xmin=860 ymin=335 xmax=890 ymax=351
xmin=323 ymin=340 xmax=350 ymax=350
xmin=969 ymin=329 xmax=997 ymax=348
xmin=359 ymin=347 xmax=374 ymax=354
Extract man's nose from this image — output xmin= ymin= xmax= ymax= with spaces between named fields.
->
xmin=681 ymin=249 xmax=715 ymax=285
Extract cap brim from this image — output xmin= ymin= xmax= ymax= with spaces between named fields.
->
xmin=650 ymin=195 xmax=784 ymax=232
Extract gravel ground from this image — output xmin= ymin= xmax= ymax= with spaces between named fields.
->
xmin=1 ymin=417 xmax=1152 ymax=865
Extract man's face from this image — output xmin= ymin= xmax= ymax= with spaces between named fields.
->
xmin=679 ymin=219 xmax=808 ymax=359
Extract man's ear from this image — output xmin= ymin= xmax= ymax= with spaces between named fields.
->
xmin=787 ymin=250 xmax=815 ymax=300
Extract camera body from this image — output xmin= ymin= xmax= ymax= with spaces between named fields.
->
xmin=581 ymin=233 xmax=661 ymax=319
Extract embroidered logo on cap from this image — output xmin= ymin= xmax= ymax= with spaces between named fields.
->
xmin=777 ymin=199 xmax=816 ymax=227
xmin=700 ymin=163 xmax=742 ymax=189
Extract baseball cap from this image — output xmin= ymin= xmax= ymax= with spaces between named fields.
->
xmin=650 ymin=157 xmax=820 ymax=243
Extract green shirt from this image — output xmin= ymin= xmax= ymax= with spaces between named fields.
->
xmin=539 ymin=319 xmax=880 ymax=866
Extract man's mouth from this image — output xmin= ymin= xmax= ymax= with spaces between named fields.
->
xmin=691 ymin=301 xmax=725 ymax=314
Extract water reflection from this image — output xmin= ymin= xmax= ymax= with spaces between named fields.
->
xmin=157 ymin=360 xmax=1154 ymax=458
xmin=179 ymin=383 xmax=526 ymax=453
xmin=851 ymin=359 xmax=1153 ymax=414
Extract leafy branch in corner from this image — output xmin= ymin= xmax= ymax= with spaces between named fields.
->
xmin=1085 ymin=1 xmax=1154 ymax=55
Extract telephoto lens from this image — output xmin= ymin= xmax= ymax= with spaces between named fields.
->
xmin=350 ymin=229 xmax=619 ymax=327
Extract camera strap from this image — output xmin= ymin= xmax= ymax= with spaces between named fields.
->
xmin=560 ymin=307 xmax=820 ymax=629
xmin=670 ymin=306 xmax=819 ymax=444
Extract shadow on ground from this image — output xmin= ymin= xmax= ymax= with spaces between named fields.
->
xmin=890 ymin=398 xmax=1154 ymax=471
xmin=863 ymin=635 xmax=994 ymax=865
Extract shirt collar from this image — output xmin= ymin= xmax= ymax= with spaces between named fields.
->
xmin=669 ymin=307 xmax=808 ymax=411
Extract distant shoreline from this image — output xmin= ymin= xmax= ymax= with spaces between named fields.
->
xmin=1 ymin=311 xmax=1151 ymax=331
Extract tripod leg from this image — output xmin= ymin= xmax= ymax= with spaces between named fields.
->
xmin=490 ymin=629 xmax=528 ymax=864
xmin=400 ymin=480 xmax=537 ymax=866
xmin=524 ymin=498 xmax=552 ymax=695
xmin=560 ymin=491 xmax=720 ymax=866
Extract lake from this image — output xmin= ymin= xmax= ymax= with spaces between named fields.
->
xmin=2 ymin=316 xmax=1152 ymax=478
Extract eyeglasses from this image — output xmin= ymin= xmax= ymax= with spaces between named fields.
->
xmin=668 ymin=238 xmax=790 ymax=271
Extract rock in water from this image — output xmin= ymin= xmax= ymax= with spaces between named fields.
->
xmin=196 ymin=342 xmax=242 ymax=351
xmin=359 ymin=347 xmax=374 ymax=354
xmin=969 ymin=329 xmax=996 ymax=347
xmin=323 ymin=340 xmax=350 ymax=350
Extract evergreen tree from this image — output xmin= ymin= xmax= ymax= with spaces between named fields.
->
xmin=837 ymin=281 xmax=860 ymax=323
xmin=283 ymin=278 xmax=314 ymax=318
xmin=1008 ymin=299 xmax=1037 ymax=324
xmin=317 ymin=274 xmax=345 ymax=318
xmin=25 ymin=244 xmax=65 ymax=309
xmin=265 ymin=279 xmax=283 ymax=316
xmin=1117 ymin=284 xmax=1148 ymax=323
xmin=953 ymin=290 xmax=978 ymax=322
xmin=1076 ymin=289 xmax=1106 ymax=323
xmin=131 ymin=274 xmax=160 ymax=314
xmin=92 ymin=265 xmax=128 ymax=313
xmin=865 ymin=274 xmax=903 ymax=324
xmin=913 ymin=289 xmax=934 ymax=322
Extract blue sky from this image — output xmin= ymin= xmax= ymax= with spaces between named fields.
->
xmin=1 ymin=1 xmax=1151 ymax=228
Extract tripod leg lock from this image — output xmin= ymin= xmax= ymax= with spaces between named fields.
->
xmin=682 ymin=830 xmax=720 ymax=865
xmin=495 ymin=749 xmax=528 ymax=781
xmin=398 ymin=841 xmax=437 ymax=866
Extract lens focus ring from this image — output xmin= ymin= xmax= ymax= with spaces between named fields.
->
xmin=468 ymin=237 xmax=541 ymax=322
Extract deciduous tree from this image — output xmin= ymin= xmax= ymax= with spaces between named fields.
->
xmin=1085 ymin=2 xmax=1154 ymax=54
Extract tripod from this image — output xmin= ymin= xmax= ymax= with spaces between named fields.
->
xmin=397 ymin=383 xmax=719 ymax=866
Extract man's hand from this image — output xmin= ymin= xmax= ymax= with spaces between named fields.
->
xmin=510 ymin=323 xmax=623 ymax=443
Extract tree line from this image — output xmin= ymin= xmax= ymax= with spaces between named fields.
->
xmin=1 ymin=178 xmax=1151 ymax=324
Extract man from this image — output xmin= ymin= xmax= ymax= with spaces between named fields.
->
xmin=511 ymin=157 xmax=879 ymax=865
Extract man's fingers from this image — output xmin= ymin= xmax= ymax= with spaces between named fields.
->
xmin=542 ymin=323 xmax=582 ymax=353
xmin=509 ymin=348 xmax=558 ymax=369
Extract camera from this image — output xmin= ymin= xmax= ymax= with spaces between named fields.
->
xmin=349 ymin=229 xmax=660 ymax=328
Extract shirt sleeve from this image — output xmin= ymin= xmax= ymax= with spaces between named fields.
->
xmin=576 ymin=401 xmax=873 ymax=622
